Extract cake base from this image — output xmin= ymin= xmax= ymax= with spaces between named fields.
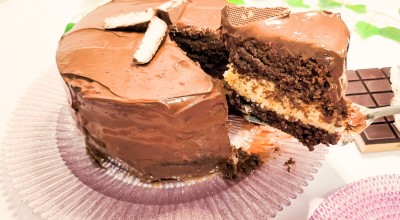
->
xmin=227 ymin=91 xmax=341 ymax=150
xmin=86 ymin=137 xmax=228 ymax=183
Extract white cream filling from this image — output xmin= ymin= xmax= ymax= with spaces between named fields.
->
xmin=224 ymin=67 xmax=344 ymax=133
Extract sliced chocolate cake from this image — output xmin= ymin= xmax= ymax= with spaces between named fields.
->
xmin=221 ymin=6 xmax=354 ymax=149
xmin=56 ymin=0 xmax=360 ymax=183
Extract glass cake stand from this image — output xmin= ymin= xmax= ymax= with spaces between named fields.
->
xmin=2 ymin=66 xmax=328 ymax=219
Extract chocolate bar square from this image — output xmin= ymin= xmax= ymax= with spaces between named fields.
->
xmin=347 ymin=70 xmax=360 ymax=81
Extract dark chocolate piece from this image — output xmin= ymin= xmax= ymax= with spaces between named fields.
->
xmin=364 ymin=79 xmax=392 ymax=92
xmin=373 ymin=93 xmax=394 ymax=106
xmin=363 ymin=124 xmax=396 ymax=141
xmin=346 ymin=67 xmax=400 ymax=150
xmin=347 ymin=81 xmax=367 ymax=95
xmin=347 ymin=70 xmax=360 ymax=81
xmin=357 ymin=68 xmax=386 ymax=79
xmin=347 ymin=94 xmax=376 ymax=108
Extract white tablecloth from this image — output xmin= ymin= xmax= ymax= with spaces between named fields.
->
xmin=1 ymin=0 xmax=399 ymax=219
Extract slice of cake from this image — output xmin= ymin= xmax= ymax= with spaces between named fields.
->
xmin=221 ymin=6 xmax=354 ymax=150
xmin=56 ymin=1 xmax=232 ymax=182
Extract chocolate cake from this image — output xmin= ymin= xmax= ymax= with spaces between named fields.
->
xmin=56 ymin=0 xmax=233 ymax=182
xmin=221 ymin=6 xmax=354 ymax=149
xmin=56 ymin=0 xmax=361 ymax=182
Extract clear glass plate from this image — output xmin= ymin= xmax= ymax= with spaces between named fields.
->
xmin=3 ymin=66 xmax=328 ymax=219
xmin=310 ymin=174 xmax=400 ymax=220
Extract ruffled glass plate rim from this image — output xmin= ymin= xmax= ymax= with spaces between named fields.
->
xmin=310 ymin=174 xmax=400 ymax=220
xmin=2 ymin=65 xmax=329 ymax=219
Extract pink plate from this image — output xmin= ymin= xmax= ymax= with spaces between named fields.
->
xmin=3 ymin=66 xmax=328 ymax=219
xmin=310 ymin=174 xmax=400 ymax=220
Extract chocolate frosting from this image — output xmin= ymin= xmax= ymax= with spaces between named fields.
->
xmin=56 ymin=0 xmax=231 ymax=182
xmin=176 ymin=0 xmax=228 ymax=30
xmin=58 ymin=31 xmax=214 ymax=100
xmin=222 ymin=8 xmax=350 ymax=113
xmin=222 ymin=10 xmax=350 ymax=59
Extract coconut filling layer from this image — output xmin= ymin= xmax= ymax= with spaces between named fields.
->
xmin=224 ymin=67 xmax=345 ymax=134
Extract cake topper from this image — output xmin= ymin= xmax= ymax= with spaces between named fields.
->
xmin=104 ymin=0 xmax=189 ymax=65
xmin=104 ymin=8 xmax=156 ymax=31
xmin=133 ymin=16 xmax=168 ymax=64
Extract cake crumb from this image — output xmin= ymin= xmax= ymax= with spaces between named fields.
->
xmin=222 ymin=147 xmax=262 ymax=180
xmin=284 ymin=158 xmax=295 ymax=173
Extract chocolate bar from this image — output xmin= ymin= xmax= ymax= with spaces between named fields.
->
xmin=346 ymin=67 xmax=400 ymax=153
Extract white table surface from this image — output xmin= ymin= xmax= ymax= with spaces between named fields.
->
xmin=1 ymin=0 xmax=399 ymax=219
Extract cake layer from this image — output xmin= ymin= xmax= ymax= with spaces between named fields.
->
xmin=224 ymin=67 xmax=345 ymax=133
xmin=226 ymin=90 xmax=340 ymax=149
xmin=169 ymin=29 xmax=229 ymax=78
xmin=169 ymin=0 xmax=229 ymax=77
xmin=56 ymin=0 xmax=232 ymax=182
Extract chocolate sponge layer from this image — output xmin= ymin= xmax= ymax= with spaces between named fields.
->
xmin=226 ymin=90 xmax=341 ymax=150
xmin=224 ymin=36 xmax=349 ymax=121
xmin=170 ymin=28 xmax=229 ymax=78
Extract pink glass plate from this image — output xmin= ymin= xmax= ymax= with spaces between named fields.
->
xmin=3 ymin=66 xmax=328 ymax=219
xmin=310 ymin=174 xmax=400 ymax=220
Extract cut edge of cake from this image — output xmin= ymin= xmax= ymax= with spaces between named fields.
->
xmin=221 ymin=6 xmax=354 ymax=149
